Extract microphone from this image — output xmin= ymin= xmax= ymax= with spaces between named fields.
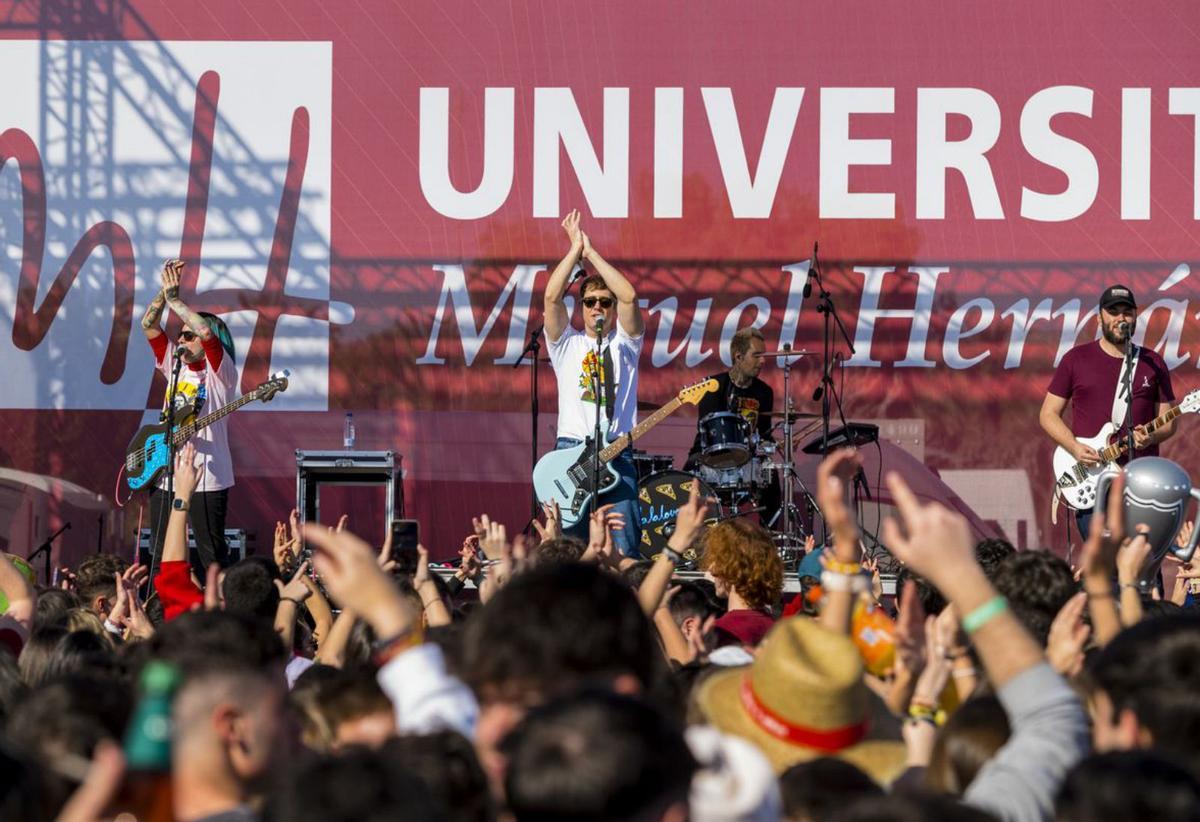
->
xmin=804 ymin=242 xmax=818 ymax=298
xmin=594 ymin=315 xmax=605 ymax=334
xmin=1118 ymin=321 xmax=1130 ymax=334
xmin=173 ymin=345 xmax=187 ymax=359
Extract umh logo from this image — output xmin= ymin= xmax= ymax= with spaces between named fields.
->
xmin=0 ymin=40 xmax=333 ymax=411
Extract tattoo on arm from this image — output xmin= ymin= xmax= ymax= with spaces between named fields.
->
xmin=167 ymin=297 xmax=212 ymax=339
xmin=141 ymin=291 xmax=167 ymax=330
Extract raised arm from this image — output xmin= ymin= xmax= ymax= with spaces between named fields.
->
xmin=581 ymin=231 xmax=643 ymax=337
xmin=140 ymin=287 xmax=168 ymax=342
xmin=543 ymin=210 xmax=584 ymax=344
xmin=814 ymin=449 xmax=865 ymax=636
xmin=161 ymin=260 xmax=213 ymax=341
xmin=884 ymin=473 xmax=1089 ymax=822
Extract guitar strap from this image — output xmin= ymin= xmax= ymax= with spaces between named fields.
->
xmin=1110 ymin=344 xmax=1141 ymax=429
xmin=601 ymin=344 xmax=616 ymax=413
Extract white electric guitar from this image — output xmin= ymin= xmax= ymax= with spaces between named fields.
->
xmin=1053 ymin=389 xmax=1200 ymax=510
xmin=533 ymin=378 xmax=719 ymax=529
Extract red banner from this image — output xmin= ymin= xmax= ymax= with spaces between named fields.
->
xmin=2 ymin=0 xmax=1199 ymax=564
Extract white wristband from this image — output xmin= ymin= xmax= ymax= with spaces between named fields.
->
xmin=820 ymin=570 xmax=871 ymax=594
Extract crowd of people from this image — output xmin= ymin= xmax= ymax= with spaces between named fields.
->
xmin=1 ymin=442 xmax=1199 ymax=821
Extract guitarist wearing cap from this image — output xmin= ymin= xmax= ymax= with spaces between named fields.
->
xmin=542 ymin=210 xmax=644 ymax=555
xmin=140 ymin=259 xmax=240 ymax=578
xmin=1039 ymin=284 xmax=1177 ymax=539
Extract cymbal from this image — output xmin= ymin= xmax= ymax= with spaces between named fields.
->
xmin=757 ymin=349 xmax=814 ymax=358
xmin=762 ymin=409 xmax=820 ymax=420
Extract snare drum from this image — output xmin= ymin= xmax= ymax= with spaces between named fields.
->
xmin=636 ymin=470 xmax=719 ymax=556
xmin=698 ymin=412 xmax=752 ymax=469
xmin=698 ymin=453 xmax=777 ymax=506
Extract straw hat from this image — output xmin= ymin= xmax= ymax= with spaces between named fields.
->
xmin=695 ymin=617 xmax=906 ymax=783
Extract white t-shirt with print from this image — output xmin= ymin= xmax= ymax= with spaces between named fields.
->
xmin=547 ymin=324 xmax=643 ymax=442
xmin=156 ymin=340 xmax=239 ymax=492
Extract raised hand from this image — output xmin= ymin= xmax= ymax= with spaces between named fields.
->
xmin=274 ymin=520 xmax=300 ymax=573
xmin=161 ymin=259 xmax=184 ymax=301
xmin=532 ymin=501 xmax=563 ymax=542
xmin=816 ymin=449 xmax=862 ymax=559
xmin=173 ymin=442 xmax=204 ymax=499
xmin=881 ymin=472 xmax=975 ymax=589
xmin=668 ymin=480 xmax=710 ymax=553
xmin=893 ymin=580 xmax=928 ymax=680
xmin=275 ymin=560 xmax=314 ymax=604
xmin=303 ymin=523 xmax=415 ymax=637
xmin=108 ymin=571 xmax=130 ymax=628
xmin=1046 ymin=591 xmax=1090 ymax=678
xmin=1116 ymin=525 xmax=1153 ymax=586
xmin=414 ymin=544 xmax=432 ymax=588
xmin=478 ymin=514 xmax=509 ymax=561
xmin=580 ymin=230 xmax=594 ymax=260
xmin=457 ymin=536 xmax=482 ymax=582
xmin=562 ymin=209 xmax=582 ymax=249
xmin=1079 ymin=471 xmax=1126 ymax=582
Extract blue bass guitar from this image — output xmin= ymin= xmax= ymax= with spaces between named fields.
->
xmin=123 ymin=372 xmax=289 ymax=491
xmin=533 ymin=378 xmax=718 ymax=528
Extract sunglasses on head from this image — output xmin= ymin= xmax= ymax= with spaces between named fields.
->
xmin=178 ymin=330 xmax=198 ymax=342
xmin=582 ymin=296 xmax=614 ymax=309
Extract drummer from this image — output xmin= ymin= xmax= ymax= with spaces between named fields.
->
xmin=685 ymin=328 xmax=782 ymax=520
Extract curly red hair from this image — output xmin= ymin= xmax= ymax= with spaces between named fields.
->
xmin=699 ymin=519 xmax=783 ymax=610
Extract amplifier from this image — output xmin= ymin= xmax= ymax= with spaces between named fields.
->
xmin=137 ymin=528 xmax=251 ymax=563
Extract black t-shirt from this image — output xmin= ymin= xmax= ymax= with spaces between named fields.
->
xmin=689 ymin=371 xmax=774 ymax=455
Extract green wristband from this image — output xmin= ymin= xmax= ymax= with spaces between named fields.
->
xmin=962 ymin=596 xmax=1008 ymax=634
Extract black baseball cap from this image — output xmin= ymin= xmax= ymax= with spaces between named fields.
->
xmin=1099 ymin=284 xmax=1137 ymax=312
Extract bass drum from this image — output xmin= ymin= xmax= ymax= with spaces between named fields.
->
xmin=636 ymin=470 xmax=719 ymax=557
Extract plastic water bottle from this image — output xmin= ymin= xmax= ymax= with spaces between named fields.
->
xmin=343 ymin=413 xmax=355 ymax=449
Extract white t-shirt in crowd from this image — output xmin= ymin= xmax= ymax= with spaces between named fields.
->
xmin=547 ymin=323 xmax=643 ymax=442
xmin=155 ymin=337 xmax=239 ymax=492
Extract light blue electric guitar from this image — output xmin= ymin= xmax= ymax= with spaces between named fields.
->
xmin=533 ymin=378 xmax=718 ymax=528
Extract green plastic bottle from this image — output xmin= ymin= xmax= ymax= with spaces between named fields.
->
xmin=112 ymin=660 xmax=180 ymax=821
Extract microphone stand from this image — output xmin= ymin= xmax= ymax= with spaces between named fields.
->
xmin=515 ymin=322 xmax=545 ymax=523
xmin=145 ymin=347 xmax=185 ymax=599
xmin=517 ymin=268 xmax=587 ymax=531
xmin=1121 ymin=327 xmax=1136 ymax=461
xmin=28 ymin=522 xmax=70 ymax=585
xmin=591 ymin=316 xmax=605 ymax=525
xmin=808 ymin=244 xmax=859 ymax=542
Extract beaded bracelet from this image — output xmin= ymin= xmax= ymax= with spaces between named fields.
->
xmin=822 ymin=558 xmax=866 ymax=576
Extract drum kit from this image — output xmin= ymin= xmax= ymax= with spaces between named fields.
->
xmin=632 ymin=370 xmax=823 ymax=566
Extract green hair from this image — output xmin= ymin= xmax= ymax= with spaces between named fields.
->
xmin=199 ymin=312 xmax=236 ymax=365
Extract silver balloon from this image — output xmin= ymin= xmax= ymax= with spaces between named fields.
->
xmin=1094 ymin=457 xmax=1200 ymax=593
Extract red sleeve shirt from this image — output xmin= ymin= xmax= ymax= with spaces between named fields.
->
xmin=148 ymin=332 xmax=169 ymax=365
xmin=154 ymin=560 xmax=204 ymax=621
xmin=201 ymin=333 xmax=224 ymax=371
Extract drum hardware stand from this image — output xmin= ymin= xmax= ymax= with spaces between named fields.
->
xmin=759 ymin=345 xmax=815 ymax=551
